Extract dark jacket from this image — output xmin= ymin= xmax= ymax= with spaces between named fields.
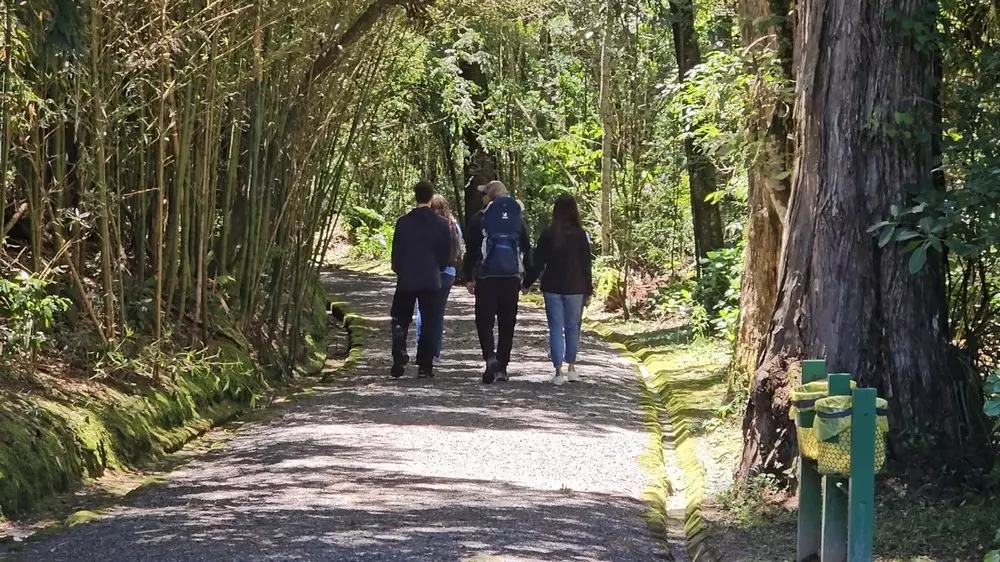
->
xmin=462 ymin=208 xmax=532 ymax=283
xmin=392 ymin=206 xmax=452 ymax=292
xmin=522 ymin=225 xmax=593 ymax=297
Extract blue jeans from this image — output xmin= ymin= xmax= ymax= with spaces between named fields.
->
xmin=542 ymin=293 xmax=585 ymax=369
xmin=416 ymin=273 xmax=455 ymax=358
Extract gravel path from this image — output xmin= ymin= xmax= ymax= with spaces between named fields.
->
xmin=13 ymin=269 xmax=683 ymax=562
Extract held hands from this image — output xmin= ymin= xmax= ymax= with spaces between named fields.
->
xmin=466 ymin=282 xmax=476 ymax=295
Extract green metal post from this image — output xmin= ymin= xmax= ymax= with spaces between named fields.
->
xmin=821 ymin=373 xmax=853 ymax=562
xmin=848 ymin=388 xmax=877 ymax=561
xmin=797 ymin=359 xmax=826 ymax=561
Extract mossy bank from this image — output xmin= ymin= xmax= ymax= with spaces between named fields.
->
xmin=0 ymin=278 xmax=339 ymax=522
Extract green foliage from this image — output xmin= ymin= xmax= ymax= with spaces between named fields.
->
xmin=0 ymin=339 xmax=266 ymax=519
xmin=985 ymin=370 xmax=1000 ymax=419
xmin=643 ymin=245 xmax=741 ymax=340
xmin=867 ymin=4 xmax=1000 ymax=388
xmin=347 ymin=206 xmax=395 ymax=262
xmin=0 ymin=273 xmax=70 ymax=365
xmin=985 ymin=370 xmax=1000 ymax=561
xmin=695 ymin=246 xmax=743 ymax=341
xmin=718 ymin=472 xmax=790 ymax=526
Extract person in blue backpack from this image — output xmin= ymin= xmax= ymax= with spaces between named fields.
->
xmin=462 ymin=180 xmax=532 ymax=384
xmin=389 ymin=181 xmax=453 ymax=379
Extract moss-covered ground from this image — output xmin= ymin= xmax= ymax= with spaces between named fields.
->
xmin=0 ymin=275 xmax=345 ymax=527
xmin=594 ymin=318 xmax=1000 ymax=562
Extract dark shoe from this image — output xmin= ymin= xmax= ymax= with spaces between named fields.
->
xmin=418 ymin=366 xmax=435 ymax=379
xmin=482 ymin=358 xmax=501 ymax=384
xmin=390 ymin=364 xmax=405 ymax=378
xmin=496 ymin=365 xmax=510 ymax=382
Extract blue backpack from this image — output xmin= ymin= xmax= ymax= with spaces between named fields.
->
xmin=479 ymin=196 xmax=523 ymax=277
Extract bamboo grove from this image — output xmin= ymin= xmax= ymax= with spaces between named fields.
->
xmin=1 ymin=0 xmax=433 ymax=369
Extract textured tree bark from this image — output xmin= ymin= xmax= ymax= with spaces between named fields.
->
xmin=460 ymin=60 xmax=495 ymax=223
xmin=733 ymin=0 xmax=793 ymax=377
xmin=670 ymin=0 xmax=724 ymax=269
xmin=738 ymin=0 xmax=987 ymax=481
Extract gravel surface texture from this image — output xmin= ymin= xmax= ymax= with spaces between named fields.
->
xmin=13 ymin=269 xmax=683 ymax=562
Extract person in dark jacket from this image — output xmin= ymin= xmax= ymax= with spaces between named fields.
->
xmin=463 ymin=180 xmax=532 ymax=384
xmin=415 ymin=194 xmax=464 ymax=360
xmin=390 ymin=181 xmax=452 ymax=379
xmin=522 ymin=194 xmax=593 ymax=385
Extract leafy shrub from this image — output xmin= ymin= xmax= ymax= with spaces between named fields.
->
xmin=0 ymin=273 xmax=70 ymax=366
xmin=694 ymin=246 xmax=743 ymax=341
xmin=986 ymin=370 xmax=1000 ymax=562
xmin=346 ymin=206 xmax=394 ymax=261
xmin=646 ymin=246 xmax=741 ymax=342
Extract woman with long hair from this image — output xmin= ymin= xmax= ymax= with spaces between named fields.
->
xmin=416 ymin=194 xmax=464 ymax=360
xmin=522 ymin=194 xmax=593 ymax=385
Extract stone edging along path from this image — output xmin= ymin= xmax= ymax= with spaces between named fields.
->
xmin=590 ymin=323 xmax=722 ymax=562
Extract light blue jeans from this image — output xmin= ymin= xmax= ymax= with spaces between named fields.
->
xmin=542 ymin=293 xmax=585 ymax=370
xmin=416 ymin=272 xmax=455 ymax=358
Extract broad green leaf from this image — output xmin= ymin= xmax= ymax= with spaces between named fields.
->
xmin=986 ymin=549 xmax=1000 ymax=562
xmin=878 ymin=226 xmax=895 ymax=247
xmin=984 ymin=400 xmax=1000 ymax=418
xmin=867 ymin=220 xmax=891 ymax=233
xmin=908 ymin=245 xmax=928 ymax=274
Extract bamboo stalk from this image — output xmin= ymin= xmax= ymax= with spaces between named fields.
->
xmin=90 ymin=0 xmax=116 ymax=340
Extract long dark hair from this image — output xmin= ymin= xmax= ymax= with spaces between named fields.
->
xmin=551 ymin=194 xmax=583 ymax=248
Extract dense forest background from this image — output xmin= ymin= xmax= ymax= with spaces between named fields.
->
xmin=2 ymin=0 xmax=1000 ymax=555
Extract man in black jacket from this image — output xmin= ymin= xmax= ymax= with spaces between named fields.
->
xmin=462 ymin=180 xmax=532 ymax=384
xmin=390 ymin=181 xmax=452 ymax=379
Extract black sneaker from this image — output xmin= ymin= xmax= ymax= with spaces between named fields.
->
xmin=482 ymin=358 xmax=501 ymax=384
xmin=496 ymin=365 xmax=510 ymax=382
xmin=390 ymin=364 xmax=405 ymax=378
xmin=417 ymin=366 xmax=434 ymax=379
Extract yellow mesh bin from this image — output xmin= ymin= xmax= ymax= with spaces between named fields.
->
xmin=790 ymin=380 xmax=857 ymax=460
xmin=814 ymin=395 xmax=889 ymax=477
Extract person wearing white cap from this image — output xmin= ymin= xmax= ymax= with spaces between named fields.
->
xmin=461 ymin=180 xmax=532 ymax=384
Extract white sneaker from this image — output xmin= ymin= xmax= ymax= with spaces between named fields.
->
xmin=566 ymin=364 xmax=580 ymax=382
xmin=551 ymin=371 xmax=568 ymax=386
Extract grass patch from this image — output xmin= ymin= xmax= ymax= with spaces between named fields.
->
xmin=704 ymin=481 xmax=1000 ymax=561
xmin=874 ymin=489 xmax=999 ymax=560
xmin=593 ymin=317 xmax=733 ymax=561
xmin=593 ymin=317 xmax=999 ymax=561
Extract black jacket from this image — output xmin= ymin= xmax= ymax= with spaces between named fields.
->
xmin=462 ymin=209 xmax=532 ymax=283
xmin=391 ymin=207 xmax=452 ymax=292
xmin=522 ymin=225 xmax=593 ymax=297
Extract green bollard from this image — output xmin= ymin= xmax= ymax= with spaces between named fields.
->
xmin=848 ymin=388 xmax=877 ymax=561
xmin=797 ymin=359 xmax=826 ymax=561
xmin=820 ymin=374 xmax=853 ymax=562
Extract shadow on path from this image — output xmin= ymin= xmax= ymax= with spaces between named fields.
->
xmin=12 ymin=268 xmax=681 ymax=562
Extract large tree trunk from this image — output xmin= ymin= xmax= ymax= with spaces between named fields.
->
xmin=733 ymin=0 xmax=794 ymax=376
xmin=460 ymin=60 xmax=495 ymax=223
xmin=670 ymin=0 xmax=724 ymax=270
xmin=738 ymin=0 xmax=987 ymax=481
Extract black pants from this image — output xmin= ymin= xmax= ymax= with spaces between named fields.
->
xmin=390 ymin=288 xmax=442 ymax=369
xmin=474 ymin=277 xmax=521 ymax=368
